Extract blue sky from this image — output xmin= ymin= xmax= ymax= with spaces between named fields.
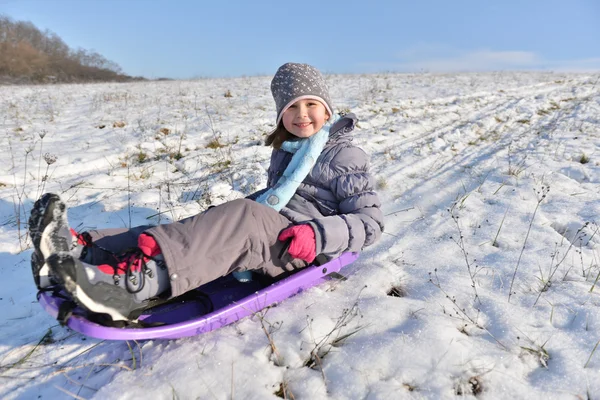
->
xmin=1 ymin=0 xmax=599 ymax=79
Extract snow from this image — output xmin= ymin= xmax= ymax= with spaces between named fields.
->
xmin=1 ymin=71 xmax=599 ymax=399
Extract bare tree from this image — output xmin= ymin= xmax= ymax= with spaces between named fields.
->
xmin=0 ymin=13 xmax=135 ymax=84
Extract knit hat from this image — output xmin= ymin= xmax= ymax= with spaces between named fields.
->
xmin=271 ymin=63 xmax=333 ymax=124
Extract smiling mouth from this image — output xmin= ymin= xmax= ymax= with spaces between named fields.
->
xmin=295 ymin=122 xmax=312 ymax=128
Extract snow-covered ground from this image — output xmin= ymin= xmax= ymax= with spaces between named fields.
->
xmin=0 ymin=71 xmax=599 ymax=399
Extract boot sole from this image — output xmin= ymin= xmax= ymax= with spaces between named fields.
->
xmin=29 ymin=193 xmax=66 ymax=289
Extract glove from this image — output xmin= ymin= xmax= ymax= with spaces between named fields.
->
xmin=278 ymin=224 xmax=316 ymax=263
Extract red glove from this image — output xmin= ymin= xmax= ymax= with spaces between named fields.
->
xmin=278 ymin=225 xmax=316 ymax=263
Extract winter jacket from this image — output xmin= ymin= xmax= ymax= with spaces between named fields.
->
xmin=252 ymin=113 xmax=384 ymax=260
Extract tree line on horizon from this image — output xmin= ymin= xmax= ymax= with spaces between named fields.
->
xmin=0 ymin=14 xmax=145 ymax=84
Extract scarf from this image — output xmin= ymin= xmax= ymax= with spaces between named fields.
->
xmin=256 ymin=114 xmax=339 ymax=211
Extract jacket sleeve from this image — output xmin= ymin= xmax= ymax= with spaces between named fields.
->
xmin=307 ymin=146 xmax=384 ymax=259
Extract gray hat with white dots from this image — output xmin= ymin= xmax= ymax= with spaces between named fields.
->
xmin=271 ymin=62 xmax=333 ymax=124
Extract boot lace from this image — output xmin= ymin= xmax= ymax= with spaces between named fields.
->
xmin=71 ymin=234 xmax=159 ymax=295
xmin=112 ymin=248 xmax=156 ymax=294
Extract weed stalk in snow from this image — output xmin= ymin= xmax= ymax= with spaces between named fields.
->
xmin=584 ymin=340 xmax=599 ymax=368
xmin=590 ymin=267 xmax=600 ymax=293
xmin=255 ymin=309 xmax=283 ymax=366
xmin=127 ymin=164 xmax=132 ymax=228
xmin=254 ymin=310 xmax=297 ymax=399
xmin=9 ymin=138 xmax=34 ymax=251
xmin=534 ymin=222 xmax=588 ymax=306
xmin=302 ymin=297 xmax=366 ymax=384
xmin=204 ymin=103 xmax=234 ymax=186
xmin=35 ymin=130 xmax=47 ymax=199
xmin=449 ymin=210 xmax=481 ymax=305
xmin=39 ymin=152 xmax=57 ymax=196
xmin=492 ymin=206 xmax=510 ymax=248
xmin=430 ymin=269 xmax=507 ymax=350
xmin=508 ymin=185 xmax=549 ymax=303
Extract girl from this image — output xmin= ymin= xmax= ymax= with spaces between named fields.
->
xmin=29 ymin=63 xmax=384 ymax=323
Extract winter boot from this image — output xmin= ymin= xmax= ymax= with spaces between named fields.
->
xmin=48 ymin=233 xmax=171 ymax=322
xmin=29 ymin=194 xmax=92 ymax=290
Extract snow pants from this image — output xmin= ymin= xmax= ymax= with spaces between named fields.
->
xmin=84 ymin=199 xmax=306 ymax=298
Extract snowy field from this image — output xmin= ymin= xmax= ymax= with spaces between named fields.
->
xmin=0 ymin=71 xmax=599 ymax=399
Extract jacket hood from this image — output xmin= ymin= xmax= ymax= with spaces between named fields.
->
xmin=328 ymin=112 xmax=357 ymax=143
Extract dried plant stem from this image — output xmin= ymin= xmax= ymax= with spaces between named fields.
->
xmin=430 ymin=270 xmax=507 ymax=350
xmin=53 ymin=362 xmax=132 ymax=376
xmin=204 ymin=103 xmax=234 ymax=186
xmin=35 ymin=136 xmax=44 ymax=199
xmin=508 ymin=186 xmax=549 ymax=302
xmin=534 ymin=222 xmax=588 ymax=306
xmin=584 ymin=223 xmax=599 ymax=247
xmin=302 ymin=298 xmax=365 ymax=387
xmin=2 ymin=328 xmax=52 ymax=372
xmin=584 ymin=340 xmax=599 ymax=368
xmin=254 ymin=310 xmax=296 ymax=399
xmin=590 ymin=269 xmax=600 ymax=293
xmin=256 ymin=311 xmax=282 ymax=366
xmin=59 ymin=340 xmax=106 ymax=368
xmin=230 ymin=361 xmax=234 ymax=400
xmin=126 ymin=341 xmax=137 ymax=370
xmin=61 ymin=370 xmax=98 ymax=397
xmin=55 ymin=385 xmax=87 ymax=400
xmin=9 ymin=139 xmax=34 ymax=250
xmin=449 ymin=211 xmax=481 ymax=305
xmin=276 ymin=380 xmax=296 ymax=400
xmin=38 ymin=161 xmax=53 ymax=197
xmin=312 ymin=351 xmax=326 ymax=383
xmin=492 ymin=206 xmax=509 ymax=247
xmin=127 ymin=164 xmax=132 ymax=228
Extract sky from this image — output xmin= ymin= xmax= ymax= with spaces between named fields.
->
xmin=1 ymin=0 xmax=599 ymax=79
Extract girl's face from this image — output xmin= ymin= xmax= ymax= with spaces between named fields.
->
xmin=282 ymin=99 xmax=330 ymax=138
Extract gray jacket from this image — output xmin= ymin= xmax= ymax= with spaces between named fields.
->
xmin=253 ymin=113 xmax=384 ymax=260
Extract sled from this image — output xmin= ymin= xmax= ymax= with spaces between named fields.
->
xmin=37 ymin=252 xmax=359 ymax=340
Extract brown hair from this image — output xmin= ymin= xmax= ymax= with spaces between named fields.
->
xmin=265 ymin=122 xmax=294 ymax=149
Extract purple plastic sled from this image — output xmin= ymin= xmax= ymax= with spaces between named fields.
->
xmin=38 ymin=252 xmax=358 ymax=340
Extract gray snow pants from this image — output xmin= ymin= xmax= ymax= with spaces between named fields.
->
xmin=84 ymin=199 xmax=306 ymax=298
